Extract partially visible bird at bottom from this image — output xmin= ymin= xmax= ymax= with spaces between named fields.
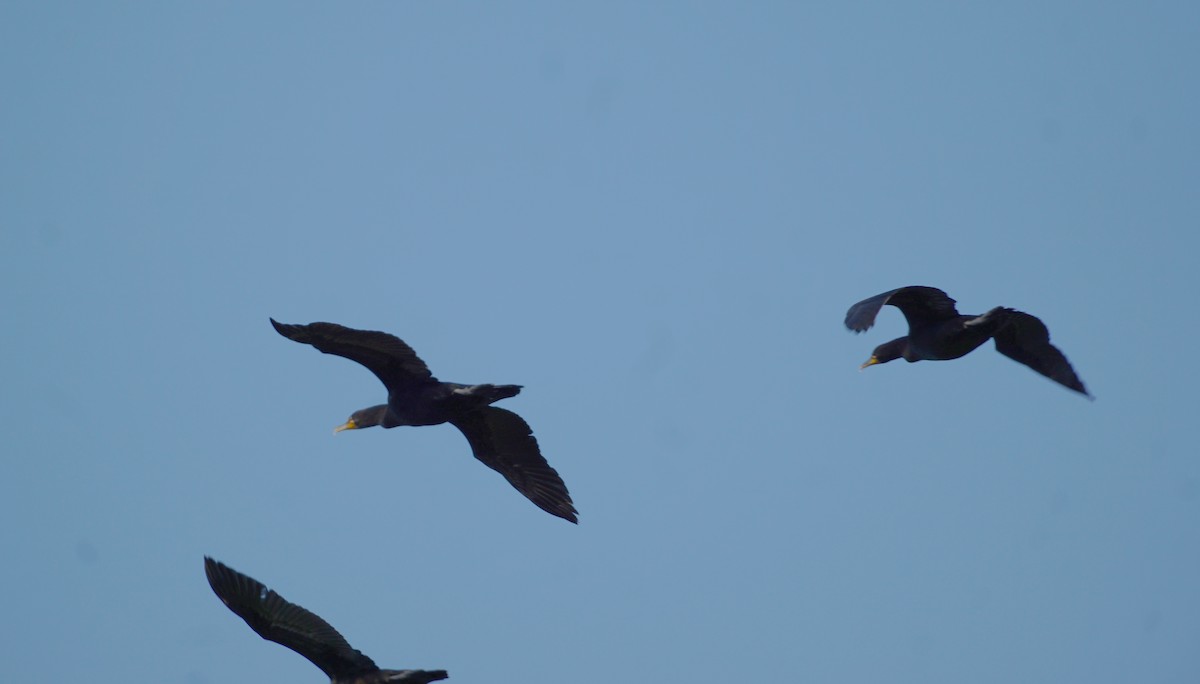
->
xmin=270 ymin=319 xmax=578 ymax=523
xmin=204 ymin=557 xmax=448 ymax=684
xmin=844 ymin=285 xmax=1091 ymax=398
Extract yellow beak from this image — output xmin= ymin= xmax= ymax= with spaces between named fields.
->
xmin=859 ymin=356 xmax=880 ymax=371
xmin=333 ymin=419 xmax=358 ymax=434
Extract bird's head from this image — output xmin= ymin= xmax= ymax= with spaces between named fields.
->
xmin=860 ymin=338 xmax=906 ymax=370
xmin=334 ymin=405 xmax=391 ymax=433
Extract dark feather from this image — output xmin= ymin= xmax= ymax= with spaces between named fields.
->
xmin=844 ymin=286 xmax=960 ymax=333
xmin=204 ymin=557 xmax=379 ymax=679
xmin=992 ymin=311 xmax=1091 ymax=397
xmin=450 ymin=407 xmax=578 ymax=524
xmin=271 ymin=319 xmax=435 ymax=391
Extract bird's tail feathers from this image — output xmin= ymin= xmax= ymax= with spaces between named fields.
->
xmin=965 ymin=306 xmax=1014 ymax=327
xmin=470 ymin=383 xmax=522 ymax=402
xmin=382 ymin=669 xmax=449 ymax=683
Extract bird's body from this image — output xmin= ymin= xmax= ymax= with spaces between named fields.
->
xmin=204 ymin=557 xmax=448 ymax=684
xmin=845 ymin=286 xmax=1091 ymax=397
xmin=891 ymin=308 xmax=1004 ymax=362
xmin=353 ymin=383 xmax=522 ymax=428
xmin=271 ymin=319 xmax=577 ymax=523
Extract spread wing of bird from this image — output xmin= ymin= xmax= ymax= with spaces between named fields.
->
xmin=271 ymin=319 xmax=435 ymax=391
xmin=991 ymin=311 xmax=1091 ymax=397
xmin=204 ymin=557 xmax=380 ymax=679
xmin=844 ymin=286 xmax=960 ymax=333
xmin=449 ymin=407 xmax=578 ymax=523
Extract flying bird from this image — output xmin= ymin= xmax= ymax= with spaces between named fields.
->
xmin=204 ymin=556 xmax=448 ymax=684
xmin=271 ymin=319 xmax=577 ymax=523
xmin=844 ymin=286 xmax=1091 ymax=397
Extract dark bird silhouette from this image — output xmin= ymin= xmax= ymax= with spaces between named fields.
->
xmin=271 ymin=319 xmax=578 ymax=523
xmin=844 ymin=286 xmax=1091 ymax=397
xmin=203 ymin=557 xmax=448 ymax=684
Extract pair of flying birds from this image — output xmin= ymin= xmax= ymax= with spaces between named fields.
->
xmin=271 ymin=284 xmax=1090 ymax=525
xmin=207 ymin=285 xmax=1089 ymax=682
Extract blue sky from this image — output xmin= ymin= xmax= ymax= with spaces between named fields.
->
xmin=2 ymin=2 xmax=1197 ymax=682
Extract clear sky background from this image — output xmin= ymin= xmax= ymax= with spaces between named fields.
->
xmin=2 ymin=3 xmax=1197 ymax=683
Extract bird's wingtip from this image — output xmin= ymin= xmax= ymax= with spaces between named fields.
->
xmin=202 ymin=556 xmax=222 ymax=582
xmin=270 ymin=318 xmax=300 ymax=338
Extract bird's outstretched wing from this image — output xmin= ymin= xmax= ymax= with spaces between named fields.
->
xmin=449 ymin=407 xmax=578 ymax=523
xmin=992 ymin=311 xmax=1091 ymax=397
xmin=204 ymin=557 xmax=380 ymax=679
xmin=271 ymin=319 xmax=435 ymax=391
xmin=844 ymin=286 xmax=960 ymax=332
